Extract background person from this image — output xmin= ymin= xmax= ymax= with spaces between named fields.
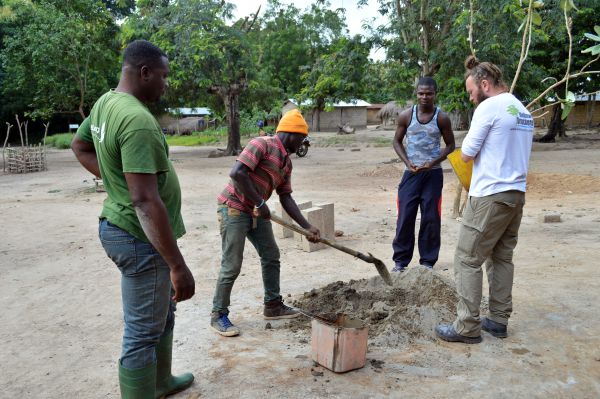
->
xmin=435 ymin=56 xmax=534 ymax=344
xmin=392 ymin=77 xmax=455 ymax=272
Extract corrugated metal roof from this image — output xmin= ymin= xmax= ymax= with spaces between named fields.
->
xmin=168 ymin=107 xmax=212 ymax=116
xmin=285 ymin=99 xmax=371 ymax=108
xmin=575 ymin=93 xmax=599 ymax=102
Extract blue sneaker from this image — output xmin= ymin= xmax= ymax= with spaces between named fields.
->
xmin=391 ymin=265 xmax=406 ymax=273
xmin=420 ymin=263 xmax=433 ymax=269
xmin=210 ymin=312 xmax=240 ymax=337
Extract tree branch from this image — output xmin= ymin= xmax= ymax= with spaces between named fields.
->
xmin=510 ymin=1 xmax=534 ymax=93
xmin=563 ymin=8 xmax=572 ymax=99
xmin=244 ymin=5 xmax=261 ymax=32
xmin=530 ymin=89 xmax=600 ymax=116
xmin=527 ymin=71 xmax=600 ymax=110
xmin=468 ymin=0 xmax=476 ymax=56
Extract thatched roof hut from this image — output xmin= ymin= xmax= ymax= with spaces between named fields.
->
xmin=377 ymin=101 xmax=412 ymax=126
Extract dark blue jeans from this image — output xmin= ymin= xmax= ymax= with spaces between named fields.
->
xmin=99 ymin=219 xmax=175 ymax=369
xmin=392 ymin=168 xmax=443 ymax=268
xmin=212 ymin=205 xmax=281 ymax=314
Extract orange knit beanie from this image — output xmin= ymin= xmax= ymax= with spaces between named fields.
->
xmin=276 ymin=109 xmax=309 ymax=135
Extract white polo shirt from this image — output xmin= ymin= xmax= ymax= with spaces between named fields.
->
xmin=462 ymin=92 xmax=534 ymax=197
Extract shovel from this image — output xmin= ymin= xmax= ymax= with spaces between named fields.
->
xmin=270 ymin=213 xmax=393 ymax=286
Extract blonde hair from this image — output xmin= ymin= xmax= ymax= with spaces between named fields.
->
xmin=464 ymin=55 xmax=506 ymax=89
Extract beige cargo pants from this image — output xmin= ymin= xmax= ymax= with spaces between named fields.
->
xmin=453 ymin=190 xmax=525 ymax=337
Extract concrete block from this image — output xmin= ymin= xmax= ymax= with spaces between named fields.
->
xmin=273 ymin=201 xmax=312 ymax=239
xmin=315 ymin=202 xmax=335 ymax=240
xmin=540 ymin=212 xmax=562 ymax=223
xmin=297 ymin=207 xmax=326 ymax=252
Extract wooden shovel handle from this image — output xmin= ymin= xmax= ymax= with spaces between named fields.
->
xmin=269 ymin=213 xmax=361 ymax=258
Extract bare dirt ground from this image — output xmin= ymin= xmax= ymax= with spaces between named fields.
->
xmin=1 ymin=128 xmax=600 ymax=398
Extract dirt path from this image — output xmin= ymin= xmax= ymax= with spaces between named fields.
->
xmin=1 ymin=129 xmax=599 ymax=398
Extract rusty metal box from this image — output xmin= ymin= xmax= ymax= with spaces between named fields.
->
xmin=311 ymin=314 xmax=368 ymax=373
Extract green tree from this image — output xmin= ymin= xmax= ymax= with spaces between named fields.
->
xmin=362 ymin=60 xmax=417 ymax=104
xmin=529 ymin=0 xmax=600 ymax=141
xmin=124 ymin=0 xmax=258 ymax=155
xmin=366 ymin=0 xmax=466 ymax=77
xmin=250 ymin=0 xmax=348 ymax=111
xmin=297 ymin=35 xmax=371 ymax=131
xmin=1 ymin=0 xmax=119 ymax=120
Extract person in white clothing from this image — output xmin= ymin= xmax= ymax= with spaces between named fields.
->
xmin=436 ymin=56 xmax=534 ymax=344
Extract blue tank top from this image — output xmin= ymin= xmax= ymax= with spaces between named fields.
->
xmin=405 ymin=105 xmax=442 ymax=169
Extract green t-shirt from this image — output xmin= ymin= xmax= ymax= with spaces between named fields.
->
xmin=77 ymin=90 xmax=185 ymax=242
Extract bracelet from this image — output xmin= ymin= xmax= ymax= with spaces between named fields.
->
xmin=255 ymin=199 xmax=266 ymax=208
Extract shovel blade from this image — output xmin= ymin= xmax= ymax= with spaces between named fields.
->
xmin=370 ymin=255 xmax=393 ymax=286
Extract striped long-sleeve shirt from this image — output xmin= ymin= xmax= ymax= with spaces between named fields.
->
xmin=217 ymin=136 xmax=293 ymax=214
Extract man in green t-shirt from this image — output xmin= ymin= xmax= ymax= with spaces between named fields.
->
xmin=71 ymin=40 xmax=195 ymax=398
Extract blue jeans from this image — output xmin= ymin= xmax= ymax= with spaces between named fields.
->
xmin=99 ymin=219 xmax=175 ymax=369
xmin=212 ymin=205 xmax=281 ymax=314
xmin=392 ymin=168 xmax=443 ymax=268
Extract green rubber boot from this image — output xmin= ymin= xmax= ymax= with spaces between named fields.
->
xmin=155 ymin=331 xmax=194 ymax=398
xmin=119 ymin=361 xmax=156 ymax=399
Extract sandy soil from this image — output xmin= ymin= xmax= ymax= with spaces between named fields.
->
xmin=1 ymin=128 xmax=600 ymax=398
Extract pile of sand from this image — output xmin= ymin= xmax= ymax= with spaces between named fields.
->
xmin=289 ymin=267 xmax=458 ymax=347
xmin=526 ymin=172 xmax=600 ymax=197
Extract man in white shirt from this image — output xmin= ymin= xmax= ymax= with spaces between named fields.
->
xmin=436 ymin=56 xmax=534 ymax=344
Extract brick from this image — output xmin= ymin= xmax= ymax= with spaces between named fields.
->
xmin=314 ymin=202 xmax=335 ymax=240
xmin=540 ymin=212 xmax=561 ymax=223
xmin=297 ymin=207 xmax=326 ymax=252
xmin=273 ymin=201 xmax=312 ymax=239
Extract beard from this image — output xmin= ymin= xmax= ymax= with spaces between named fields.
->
xmin=476 ymin=85 xmax=489 ymax=105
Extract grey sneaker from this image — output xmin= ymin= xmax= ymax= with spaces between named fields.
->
xmin=210 ymin=312 xmax=240 ymax=337
xmin=391 ymin=264 xmax=406 ymax=272
xmin=264 ymin=299 xmax=300 ymax=320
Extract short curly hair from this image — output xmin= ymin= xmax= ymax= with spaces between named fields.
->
xmin=416 ymin=76 xmax=438 ymax=92
xmin=123 ymin=40 xmax=167 ymax=69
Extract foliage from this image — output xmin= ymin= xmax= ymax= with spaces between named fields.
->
xmin=1 ymin=0 xmax=119 ymax=120
xmin=367 ymin=0 xmax=466 ymax=77
xmin=44 ymin=133 xmax=74 ymax=149
xmin=582 ymin=25 xmax=600 ymax=56
xmin=297 ymin=35 xmax=371 ymax=110
xmin=2 ymin=0 xmax=598 ymax=140
xmin=528 ymin=0 xmax=600 ymax=120
xmin=256 ymin=0 xmax=351 ymax=107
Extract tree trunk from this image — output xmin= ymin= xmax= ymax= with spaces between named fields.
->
xmin=538 ymin=103 xmax=565 ymax=143
xmin=209 ymin=81 xmax=246 ymax=156
xmin=224 ymin=91 xmax=242 ymax=155
xmin=314 ymin=108 xmax=321 ymax=132
xmin=586 ymin=94 xmax=595 ymax=129
xmin=78 ymin=105 xmax=86 ymax=120
xmin=313 ymin=98 xmax=325 ymax=132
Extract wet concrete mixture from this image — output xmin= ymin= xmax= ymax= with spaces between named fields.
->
xmin=286 ymin=267 xmax=458 ymax=348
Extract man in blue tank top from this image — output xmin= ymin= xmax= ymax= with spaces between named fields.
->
xmin=392 ymin=77 xmax=455 ymax=272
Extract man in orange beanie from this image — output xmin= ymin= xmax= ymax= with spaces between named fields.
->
xmin=210 ymin=109 xmax=321 ymax=336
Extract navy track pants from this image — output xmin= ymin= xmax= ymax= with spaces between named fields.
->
xmin=392 ymin=168 xmax=443 ymax=268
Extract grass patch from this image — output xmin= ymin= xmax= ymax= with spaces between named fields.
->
xmin=166 ymin=127 xmax=228 ymax=146
xmin=370 ymin=137 xmax=393 ymax=147
xmin=43 ymin=128 xmax=255 ymax=148
xmin=45 ymin=133 xmax=74 ymax=149
xmin=166 ymin=126 xmax=259 ymax=147
xmin=315 ymin=136 xmax=357 ymax=147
